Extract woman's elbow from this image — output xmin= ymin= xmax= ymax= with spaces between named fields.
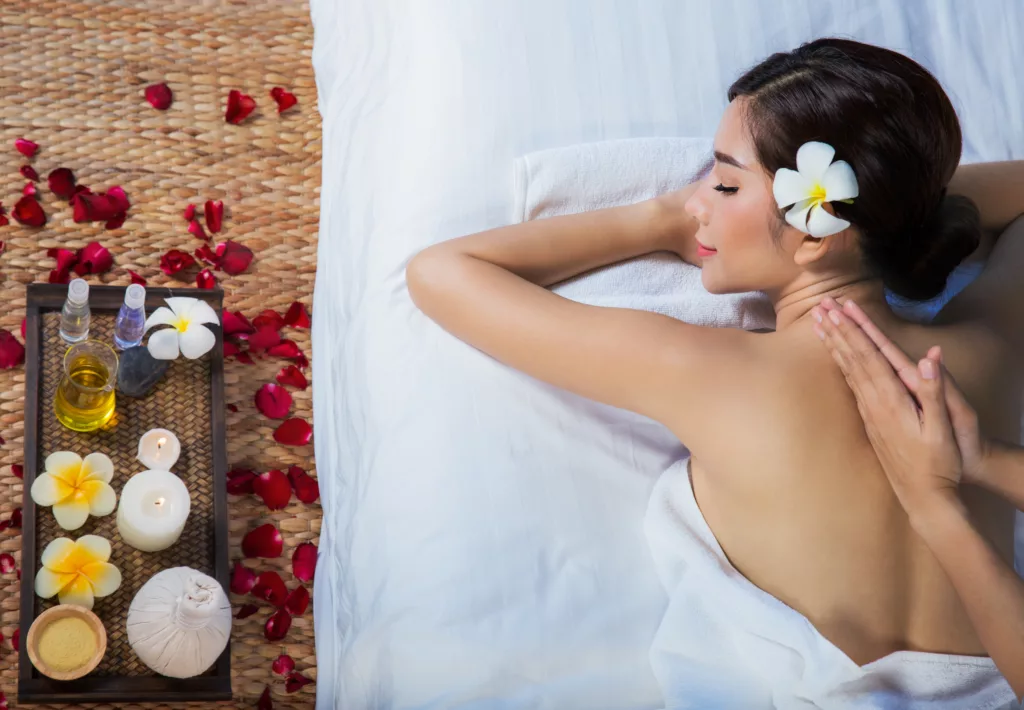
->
xmin=406 ymin=247 xmax=450 ymax=312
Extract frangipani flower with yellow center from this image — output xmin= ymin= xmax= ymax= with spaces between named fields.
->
xmin=772 ymin=141 xmax=859 ymax=238
xmin=31 ymin=452 xmax=117 ymax=531
xmin=35 ymin=535 xmax=121 ymax=610
xmin=145 ymin=297 xmax=220 ymax=361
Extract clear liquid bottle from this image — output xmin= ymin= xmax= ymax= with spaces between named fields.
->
xmin=59 ymin=278 xmax=91 ymax=344
xmin=114 ymin=283 xmax=147 ymax=350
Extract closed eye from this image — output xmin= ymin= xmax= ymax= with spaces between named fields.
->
xmin=713 ymin=183 xmax=738 ymax=194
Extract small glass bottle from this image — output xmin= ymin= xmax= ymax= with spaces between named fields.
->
xmin=59 ymin=278 xmax=91 ymax=344
xmin=114 ymin=283 xmax=147 ymax=351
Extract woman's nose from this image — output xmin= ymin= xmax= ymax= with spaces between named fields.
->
xmin=684 ymin=191 xmax=709 ymax=226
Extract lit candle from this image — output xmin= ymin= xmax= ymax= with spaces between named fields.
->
xmin=137 ymin=429 xmax=181 ymax=471
xmin=116 ymin=470 xmax=190 ymax=551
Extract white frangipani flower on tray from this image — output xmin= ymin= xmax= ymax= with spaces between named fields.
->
xmin=772 ymin=141 xmax=859 ymax=238
xmin=145 ymin=297 xmax=220 ymax=360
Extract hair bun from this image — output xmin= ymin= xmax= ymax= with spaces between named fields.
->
xmin=876 ymin=194 xmax=981 ymax=301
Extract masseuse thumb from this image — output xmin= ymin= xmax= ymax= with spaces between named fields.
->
xmin=918 ymin=357 xmax=952 ymax=438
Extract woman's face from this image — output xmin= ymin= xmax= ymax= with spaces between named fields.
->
xmin=685 ymin=99 xmax=802 ymax=295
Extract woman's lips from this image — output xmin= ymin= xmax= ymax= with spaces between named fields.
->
xmin=696 ymin=241 xmax=718 ymax=258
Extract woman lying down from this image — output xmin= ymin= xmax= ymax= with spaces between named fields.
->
xmin=408 ymin=38 xmax=1024 ymax=709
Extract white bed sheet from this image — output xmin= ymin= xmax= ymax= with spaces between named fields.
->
xmin=309 ymin=2 xmax=1024 ymax=708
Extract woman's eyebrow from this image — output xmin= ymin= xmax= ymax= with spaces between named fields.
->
xmin=713 ymin=150 xmax=749 ymax=171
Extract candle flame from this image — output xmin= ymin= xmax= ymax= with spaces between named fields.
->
xmin=155 ymin=497 xmax=165 ymax=507
xmin=157 ymin=437 xmax=167 ymax=449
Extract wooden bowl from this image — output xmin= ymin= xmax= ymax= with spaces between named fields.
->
xmin=26 ymin=605 xmax=107 ymax=681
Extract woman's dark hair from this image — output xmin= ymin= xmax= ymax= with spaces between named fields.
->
xmin=728 ymin=38 xmax=980 ymax=300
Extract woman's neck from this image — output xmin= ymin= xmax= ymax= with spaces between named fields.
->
xmin=771 ymin=274 xmax=889 ymax=331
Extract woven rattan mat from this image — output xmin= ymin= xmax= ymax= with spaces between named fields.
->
xmin=1 ymin=2 xmax=321 ymax=708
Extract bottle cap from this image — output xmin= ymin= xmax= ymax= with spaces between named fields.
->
xmin=68 ymin=278 xmax=90 ymax=304
xmin=125 ymin=283 xmax=146 ymax=309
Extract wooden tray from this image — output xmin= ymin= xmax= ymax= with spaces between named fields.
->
xmin=17 ymin=284 xmax=232 ymax=705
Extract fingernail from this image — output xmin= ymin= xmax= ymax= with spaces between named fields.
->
xmin=813 ymin=324 xmax=825 ymax=340
xmin=829 ymin=310 xmax=841 ymax=325
xmin=812 ymin=308 xmax=823 ymax=323
xmin=921 ymin=359 xmax=937 ymax=379
xmin=844 ymin=299 xmax=857 ymax=310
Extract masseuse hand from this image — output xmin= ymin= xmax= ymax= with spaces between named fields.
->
xmin=810 ymin=298 xmax=985 ymax=523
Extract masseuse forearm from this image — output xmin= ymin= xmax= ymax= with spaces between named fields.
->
xmin=915 ymin=497 xmax=1024 ymax=698
xmin=977 ymin=440 xmax=1024 ymax=511
xmin=415 ymin=200 xmax=673 ymax=287
xmin=949 ymin=160 xmax=1024 ymax=233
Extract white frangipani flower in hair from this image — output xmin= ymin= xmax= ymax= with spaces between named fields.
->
xmin=772 ymin=141 xmax=859 ymax=238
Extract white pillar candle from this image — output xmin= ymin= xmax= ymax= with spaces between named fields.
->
xmin=137 ymin=429 xmax=181 ymax=471
xmin=116 ymin=470 xmax=191 ymax=552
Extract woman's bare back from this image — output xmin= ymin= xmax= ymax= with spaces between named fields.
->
xmin=678 ymin=312 xmax=1021 ymax=666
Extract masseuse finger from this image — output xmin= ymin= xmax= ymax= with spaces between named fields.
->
xmin=823 ymin=306 xmax=919 ymax=422
xmin=917 ymin=357 xmax=956 ymax=442
xmin=816 ymin=307 xmax=881 ymax=410
xmin=839 ymin=299 xmax=921 ymax=391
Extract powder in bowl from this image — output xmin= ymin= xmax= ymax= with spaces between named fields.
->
xmin=38 ymin=617 xmax=97 ymax=671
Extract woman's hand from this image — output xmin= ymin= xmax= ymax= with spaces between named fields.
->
xmin=654 ymin=184 xmax=702 ymax=264
xmin=810 ymin=298 xmax=969 ymax=525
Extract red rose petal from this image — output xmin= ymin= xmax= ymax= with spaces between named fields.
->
xmin=0 ymin=553 xmax=15 ymax=574
xmin=253 ymin=468 xmax=292 ymax=510
xmin=236 ymin=352 xmax=255 ymax=365
xmin=197 ymin=268 xmax=216 ymax=289
xmin=188 ymin=219 xmax=209 ymax=241
xmin=274 ymin=418 xmax=312 ymax=447
xmin=48 ymin=247 xmax=78 ymax=273
xmin=0 ymin=330 xmax=26 ymax=369
xmin=194 ymin=243 xmax=218 ymax=266
xmin=252 ymin=570 xmax=288 ymax=607
xmin=258 ymin=685 xmax=273 ymax=710
xmin=216 ymin=240 xmax=253 ymax=275
xmin=242 ymin=523 xmax=283 ymax=558
xmin=74 ymin=242 xmax=113 ymax=276
xmin=20 ymin=318 xmax=25 ymax=340
xmin=11 ymin=628 xmax=19 ymax=651
xmin=160 ymin=249 xmax=196 ymax=276
xmin=15 ymin=138 xmax=38 ymax=158
xmin=0 ymin=215 xmax=7 ymax=227
xmin=265 ymin=608 xmax=292 ymax=641
xmin=205 ymin=199 xmax=224 ymax=234
xmin=128 ymin=270 xmax=147 ymax=286
xmin=276 ymin=365 xmax=308 ymax=390
xmin=253 ymin=309 xmax=285 ymax=331
xmin=223 ymin=341 xmax=241 ymax=358
xmin=248 ymin=327 xmax=282 ymax=352
xmin=285 ymin=585 xmax=309 ymax=616
xmin=10 ymin=508 xmax=22 ymax=528
xmin=105 ymin=212 xmax=127 ymax=230
xmin=49 ymin=269 xmax=71 ymax=285
xmin=285 ymin=672 xmax=313 ymax=693
xmin=183 ymin=203 xmax=196 ymax=221
xmin=223 ymin=311 xmax=255 ymax=336
xmin=270 ymin=87 xmax=299 ymax=114
xmin=20 ymin=165 xmax=39 ymax=182
xmin=267 ymin=340 xmax=302 ymax=360
xmin=225 ymin=89 xmax=256 ymax=125
xmin=145 ymin=82 xmax=173 ymax=110
xmin=12 ymin=195 xmax=45 ymax=227
xmin=227 ymin=403 xmax=238 ymax=413
xmin=107 ymin=186 xmax=130 ymax=213
xmin=283 ymin=301 xmax=311 ymax=328
xmin=48 ymin=168 xmax=76 ymax=199
xmin=22 ymin=183 xmax=37 ymax=197
xmin=272 ymin=654 xmax=295 ymax=676
xmin=12 ymin=464 xmax=23 ymax=479
xmin=255 ymin=383 xmax=293 ymax=420
xmin=227 ymin=467 xmax=257 ymax=495
xmin=288 ymin=466 xmax=320 ymax=505
xmin=292 ymin=542 xmax=317 ymax=583
xmin=230 ymin=560 xmax=257 ymax=595
xmin=72 ymin=191 xmax=121 ymax=223
xmin=236 ymin=603 xmax=260 ymax=620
